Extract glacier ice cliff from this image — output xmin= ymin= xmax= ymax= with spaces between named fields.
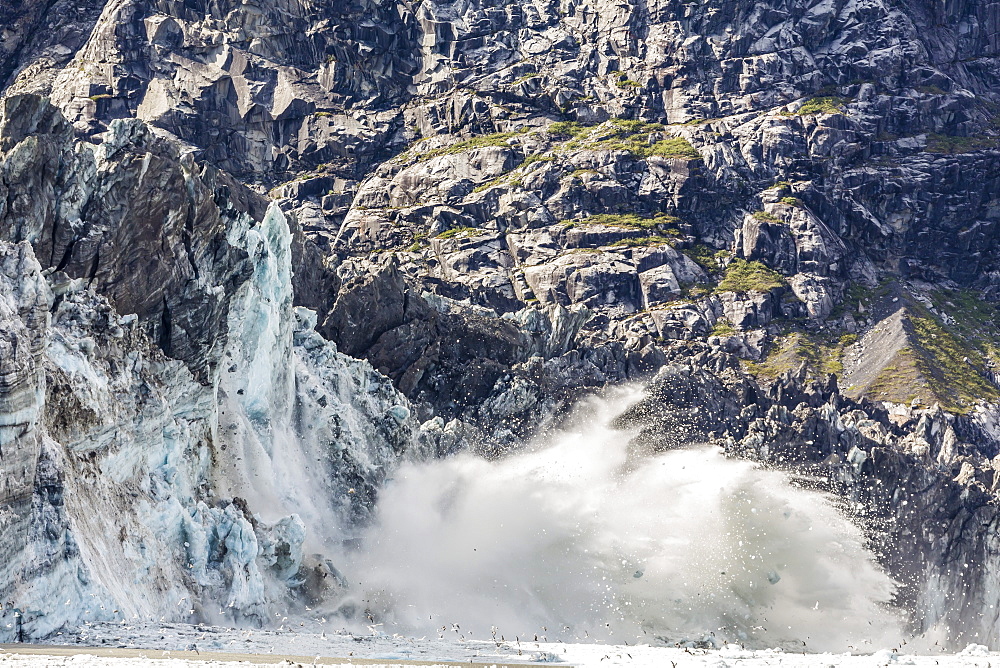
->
xmin=0 ymin=147 xmax=421 ymax=640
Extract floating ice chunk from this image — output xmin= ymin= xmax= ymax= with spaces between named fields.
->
xmin=959 ymin=644 xmax=990 ymax=656
xmin=528 ymin=651 xmax=563 ymax=662
xmin=873 ymin=648 xmax=898 ymax=663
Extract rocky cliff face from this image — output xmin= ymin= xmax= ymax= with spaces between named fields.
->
xmin=3 ymin=0 xmax=1000 ymax=648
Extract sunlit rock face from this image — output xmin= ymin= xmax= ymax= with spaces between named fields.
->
xmin=3 ymin=0 xmax=421 ymax=178
xmin=3 ymin=0 xmax=1000 ymax=651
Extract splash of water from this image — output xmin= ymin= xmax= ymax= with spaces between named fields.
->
xmin=336 ymin=387 xmax=903 ymax=652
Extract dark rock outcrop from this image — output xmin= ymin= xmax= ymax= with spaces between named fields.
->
xmin=4 ymin=0 xmax=1000 ymax=649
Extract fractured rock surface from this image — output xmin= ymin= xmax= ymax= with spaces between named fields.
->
xmin=3 ymin=0 xmax=1000 ymax=649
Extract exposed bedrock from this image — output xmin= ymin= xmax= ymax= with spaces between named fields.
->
xmin=3 ymin=0 xmax=1000 ymax=650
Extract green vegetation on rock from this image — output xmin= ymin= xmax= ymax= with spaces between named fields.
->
xmin=471 ymin=177 xmax=503 ymax=194
xmin=472 ymin=153 xmax=554 ymax=193
xmin=745 ymin=330 xmax=855 ymax=380
xmin=561 ymin=213 xmax=680 ymax=231
xmin=405 ymin=231 xmax=430 ymax=252
xmin=834 ymin=280 xmax=891 ymax=317
xmin=878 ymin=291 xmax=1000 ymax=412
xmin=840 ymin=285 xmax=1000 ymax=412
xmin=865 ymin=347 xmax=929 ymax=405
xmin=511 ymin=73 xmax=540 ymax=85
xmin=406 ymin=131 xmax=524 ymax=162
xmin=711 ymin=318 xmax=736 ymax=336
xmin=682 ymin=283 xmax=713 ymax=299
xmin=906 ymin=311 xmax=999 ymax=411
xmin=548 ymin=121 xmax=592 ymax=138
xmin=716 ymin=259 xmax=787 ymax=293
xmin=616 ymin=78 xmax=643 ymax=88
xmin=436 ymin=226 xmax=482 ymax=239
xmin=521 ymin=154 xmax=555 ymax=167
xmin=674 ymin=118 xmax=719 ymax=126
xmin=609 ymin=235 xmax=676 ymax=248
xmin=796 ymin=96 xmax=847 ymax=115
xmin=557 ymin=119 xmax=701 ymax=160
xmin=608 ymin=119 xmax=665 ymax=133
xmin=752 ymin=210 xmax=783 ymax=224
xmin=682 ymin=244 xmax=724 ymax=273
xmin=925 ymin=134 xmax=1000 ymax=154
xmin=929 ymin=289 xmax=1000 ymax=364
xmin=647 ymin=138 xmax=702 ymax=159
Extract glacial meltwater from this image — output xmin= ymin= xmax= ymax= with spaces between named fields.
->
xmin=334 ymin=387 xmax=904 ymax=653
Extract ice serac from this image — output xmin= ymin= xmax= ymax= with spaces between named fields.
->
xmin=0 ymin=196 xmax=418 ymax=639
xmin=0 ymin=241 xmax=52 ymax=637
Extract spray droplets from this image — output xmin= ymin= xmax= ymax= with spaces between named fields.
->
xmin=337 ymin=388 xmax=903 ymax=652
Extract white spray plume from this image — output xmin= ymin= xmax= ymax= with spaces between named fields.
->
xmin=338 ymin=387 xmax=904 ymax=652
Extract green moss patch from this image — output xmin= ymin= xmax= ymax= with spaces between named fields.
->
xmin=929 ymin=289 xmax=1000 ymax=364
xmin=716 ymin=259 xmax=787 ymax=293
xmin=647 ymin=138 xmax=701 ymax=159
xmin=843 ymin=287 xmax=1000 ymax=412
xmin=752 ymin=210 xmax=784 ymax=224
xmin=796 ymin=96 xmax=848 ymax=115
xmin=558 ymin=119 xmax=701 ymax=160
xmin=521 ymin=154 xmax=555 ymax=167
xmin=406 ymin=131 xmax=524 ymax=162
xmin=711 ymin=318 xmax=736 ymax=336
xmin=925 ymin=134 xmax=1000 ymax=154
xmin=561 ymin=213 xmax=680 ymax=231
xmin=864 ymin=347 xmax=933 ymax=406
xmin=436 ymin=226 xmax=483 ymax=239
xmin=615 ymin=78 xmax=643 ymax=88
xmin=471 ymin=154 xmax=554 ymax=193
xmin=548 ymin=121 xmax=593 ymax=138
xmin=745 ymin=330 xmax=854 ymax=380
xmin=608 ymin=235 xmax=676 ymax=248
xmin=682 ymin=244 xmax=724 ymax=273
xmin=900 ymin=293 xmax=1000 ymax=412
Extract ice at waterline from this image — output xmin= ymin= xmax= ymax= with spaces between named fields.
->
xmin=331 ymin=387 xmax=904 ymax=652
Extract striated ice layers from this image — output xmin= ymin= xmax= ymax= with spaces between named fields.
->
xmin=340 ymin=388 xmax=904 ymax=653
xmin=0 ymin=203 xmax=420 ymax=640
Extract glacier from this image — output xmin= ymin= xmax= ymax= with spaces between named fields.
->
xmin=0 ymin=201 xmax=422 ymax=641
